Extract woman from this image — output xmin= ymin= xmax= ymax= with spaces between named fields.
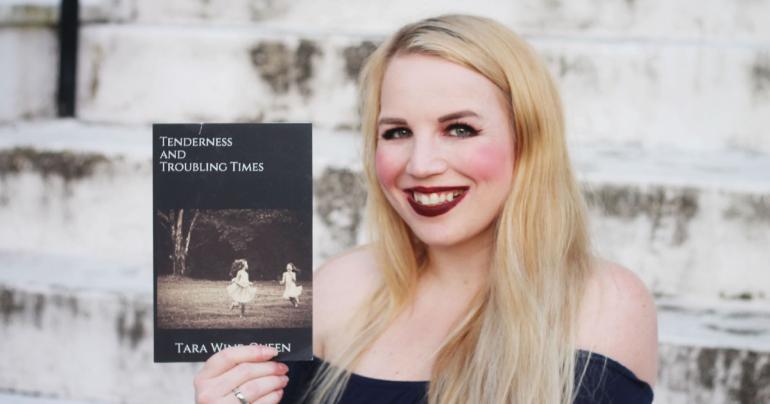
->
xmin=280 ymin=263 xmax=303 ymax=307
xmin=194 ymin=14 xmax=657 ymax=404
xmin=227 ymin=258 xmax=257 ymax=318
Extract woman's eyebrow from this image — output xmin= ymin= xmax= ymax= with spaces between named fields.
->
xmin=438 ymin=110 xmax=480 ymax=122
xmin=378 ymin=110 xmax=480 ymax=126
xmin=378 ymin=116 xmax=407 ymax=126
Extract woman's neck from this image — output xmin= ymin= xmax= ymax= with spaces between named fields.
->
xmin=422 ymin=226 xmax=494 ymax=293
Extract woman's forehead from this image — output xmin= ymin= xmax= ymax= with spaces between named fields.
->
xmin=379 ymin=53 xmax=505 ymax=119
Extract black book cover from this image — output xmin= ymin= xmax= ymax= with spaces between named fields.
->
xmin=153 ymin=123 xmax=312 ymax=362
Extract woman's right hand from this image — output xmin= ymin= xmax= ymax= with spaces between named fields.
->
xmin=194 ymin=345 xmax=289 ymax=404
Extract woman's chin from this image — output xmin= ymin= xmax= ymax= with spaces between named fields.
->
xmin=410 ymin=224 xmax=495 ymax=251
xmin=413 ymin=233 xmax=464 ymax=249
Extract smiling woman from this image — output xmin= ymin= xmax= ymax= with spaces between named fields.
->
xmin=374 ymin=53 xmax=515 ymax=248
xmin=193 ymin=14 xmax=657 ymax=404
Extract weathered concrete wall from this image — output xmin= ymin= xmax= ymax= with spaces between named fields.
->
xmin=71 ymin=27 xmax=770 ymax=153
xmin=3 ymin=124 xmax=768 ymax=301
xmin=4 ymin=1 xmax=770 ymax=151
xmin=0 ymin=285 xmax=196 ymax=403
xmin=1 ymin=0 xmax=769 ymax=403
xmin=0 ymin=27 xmax=57 ymax=122
xmin=0 ymin=125 xmax=151 ymax=261
xmin=656 ymin=345 xmax=770 ymax=404
xmin=2 ymin=282 xmax=769 ymax=403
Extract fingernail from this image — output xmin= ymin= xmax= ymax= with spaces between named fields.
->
xmin=281 ymin=375 xmax=290 ymax=384
xmin=280 ymin=363 xmax=289 ymax=373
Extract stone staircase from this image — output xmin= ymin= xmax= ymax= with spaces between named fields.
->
xmin=1 ymin=1 xmax=769 ymax=403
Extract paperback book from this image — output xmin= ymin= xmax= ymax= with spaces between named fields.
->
xmin=153 ymin=123 xmax=312 ymax=362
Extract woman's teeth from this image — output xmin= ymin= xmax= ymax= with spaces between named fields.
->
xmin=413 ymin=190 xmax=464 ymax=206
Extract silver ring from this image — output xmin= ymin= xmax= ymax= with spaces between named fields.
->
xmin=232 ymin=387 xmax=249 ymax=404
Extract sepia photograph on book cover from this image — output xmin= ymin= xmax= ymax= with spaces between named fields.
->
xmin=153 ymin=123 xmax=312 ymax=363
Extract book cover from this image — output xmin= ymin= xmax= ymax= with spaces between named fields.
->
xmin=153 ymin=123 xmax=312 ymax=362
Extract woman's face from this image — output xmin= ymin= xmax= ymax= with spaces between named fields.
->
xmin=375 ymin=53 xmax=515 ymax=249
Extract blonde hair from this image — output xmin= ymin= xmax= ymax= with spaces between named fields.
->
xmin=308 ymin=14 xmax=593 ymax=404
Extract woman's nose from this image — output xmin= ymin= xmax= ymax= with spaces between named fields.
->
xmin=405 ymin=134 xmax=448 ymax=178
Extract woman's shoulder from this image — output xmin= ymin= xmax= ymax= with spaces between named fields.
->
xmin=576 ymin=257 xmax=658 ymax=388
xmin=315 ymin=244 xmax=381 ymax=289
xmin=313 ymin=245 xmax=382 ymax=357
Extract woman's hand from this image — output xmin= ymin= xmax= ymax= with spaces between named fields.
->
xmin=194 ymin=345 xmax=289 ymax=404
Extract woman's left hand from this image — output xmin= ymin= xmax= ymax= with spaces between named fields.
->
xmin=194 ymin=345 xmax=289 ymax=404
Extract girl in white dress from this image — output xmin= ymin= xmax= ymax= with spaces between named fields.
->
xmin=279 ymin=262 xmax=303 ymax=307
xmin=226 ymin=259 xmax=257 ymax=317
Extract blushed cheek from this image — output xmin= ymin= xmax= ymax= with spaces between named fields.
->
xmin=462 ymin=142 xmax=514 ymax=182
xmin=375 ymin=149 xmax=400 ymax=189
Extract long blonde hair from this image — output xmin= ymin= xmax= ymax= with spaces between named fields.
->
xmin=308 ymin=14 xmax=593 ymax=404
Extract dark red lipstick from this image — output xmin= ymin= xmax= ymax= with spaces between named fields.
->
xmin=404 ymin=186 xmax=469 ymax=217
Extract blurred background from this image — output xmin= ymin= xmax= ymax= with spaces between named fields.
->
xmin=1 ymin=0 xmax=769 ymax=403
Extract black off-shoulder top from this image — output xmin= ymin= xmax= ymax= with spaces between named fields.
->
xmin=280 ymin=350 xmax=653 ymax=404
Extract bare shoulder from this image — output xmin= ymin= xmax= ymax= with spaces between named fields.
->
xmin=313 ymin=245 xmax=382 ymax=358
xmin=576 ymin=257 xmax=659 ymax=387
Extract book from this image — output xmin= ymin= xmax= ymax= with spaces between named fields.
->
xmin=152 ymin=123 xmax=312 ymax=362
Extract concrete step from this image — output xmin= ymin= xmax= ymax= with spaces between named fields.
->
xmin=0 ymin=26 xmax=57 ymax=122
xmin=0 ymin=267 xmax=196 ymax=403
xmin=73 ymin=25 xmax=770 ymax=153
xmin=0 ymin=120 xmax=152 ymax=261
xmin=656 ymin=344 xmax=770 ymax=404
xmin=0 ymin=119 xmax=361 ymax=267
xmin=1 ymin=119 xmax=769 ymax=302
xmin=574 ymin=143 xmax=770 ymax=302
xmin=4 ymin=0 xmax=770 ymax=42
xmin=0 ymin=265 xmax=768 ymax=403
xmin=3 ymin=3 xmax=769 ymax=151
xmin=126 ymin=0 xmax=770 ymax=43
xmin=0 ymin=0 xmax=131 ymax=122
xmin=0 ymin=0 xmax=134 ymax=26
xmin=75 ymin=26 xmax=363 ymax=130
xmin=0 ymin=393 xmax=104 ymax=404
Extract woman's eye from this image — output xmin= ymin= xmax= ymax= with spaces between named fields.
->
xmin=382 ymin=127 xmax=412 ymax=140
xmin=446 ymin=123 xmax=479 ymax=138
